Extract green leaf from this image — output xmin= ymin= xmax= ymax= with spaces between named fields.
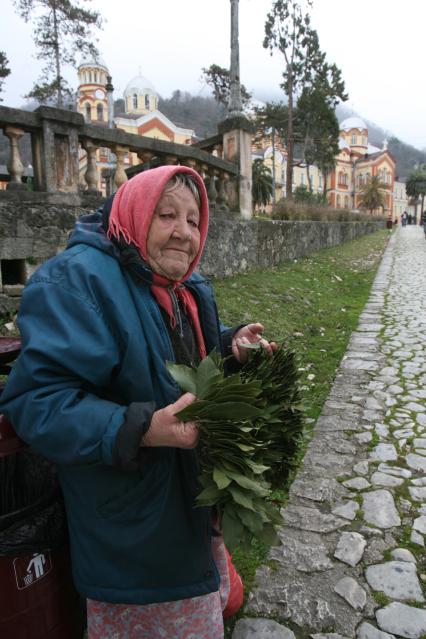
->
xmin=229 ymin=485 xmax=256 ymax=511
xmin=227 ymin=472 xmax=269 ymax=496
xmin=166 ymin=362 xmax=197 ymax=394
xmin=196 ymin=484 xmax=222 ymax=506
xmin=213 ymin=467 xmax=231 ymax=489
xmin=258 ymin=524 xmax=279 ymax=546
xmin=196 ymin=354 xmax=223 ymax=399
xmin=222 ymin=507 xmax=244 ymax=551
xmin=234 ymin=506 xmax=263 ymax=534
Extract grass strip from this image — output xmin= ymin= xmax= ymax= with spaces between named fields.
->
xmin=213 ymin=229 xmax=390 ymax=620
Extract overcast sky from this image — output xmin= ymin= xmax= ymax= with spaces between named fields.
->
xmin=1 ymin=0 xmax=425 ymax=150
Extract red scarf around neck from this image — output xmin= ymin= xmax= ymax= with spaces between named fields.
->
xmin=107 ymin=165 xmax=210 ymax=361
xmin=151 ymin=273 xmax=207 ymax=359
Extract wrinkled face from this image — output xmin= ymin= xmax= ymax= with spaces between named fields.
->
xmin=146 ymin=184 xmax=201 ymax=280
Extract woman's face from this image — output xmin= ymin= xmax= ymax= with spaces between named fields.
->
xmin=146 ymin=184 xmax=201 ymax=280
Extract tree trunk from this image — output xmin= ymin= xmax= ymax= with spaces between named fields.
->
xmin=286 ymin=73 xmax=294 ymax=200
xmin=306 ymin=164 xmax=312 ymax=192
xmin=271 ymin=126 xmax=276 ymax=206
xmin=52 ymin=4 xmax=62 ymax=107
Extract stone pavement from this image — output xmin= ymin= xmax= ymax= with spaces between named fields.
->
xmin=233 ymin=225 xmax=426 ymax=639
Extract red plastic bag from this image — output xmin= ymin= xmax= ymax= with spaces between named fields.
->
xmin=222 ymin=546 xmax=244 ymax=619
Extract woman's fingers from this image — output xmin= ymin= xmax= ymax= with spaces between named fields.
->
xmin=142 ymin=393 xmax=199 ymax=448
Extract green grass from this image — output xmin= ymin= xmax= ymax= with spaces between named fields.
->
xmin=214 ymin=229 xmax=389 ymax=424
xmin=214 ymin=229 xmax=390 ymax=603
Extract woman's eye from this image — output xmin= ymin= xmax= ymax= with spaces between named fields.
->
xmin=188 ymin=220 xmax=199 ymax=228
xmin=160 ymin=212 xmax=174 ymax=220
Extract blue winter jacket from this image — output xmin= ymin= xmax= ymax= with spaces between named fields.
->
xmin=0 ymin=212 xmax=232 ymax=605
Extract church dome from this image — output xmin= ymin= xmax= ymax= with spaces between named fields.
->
xmin=124 ymin=75 xmax=158 ymax=98
xmin=78 ymin=55 xmax=109 ymax=72
xmin=340 ymin=116 xmax=367 ymax=132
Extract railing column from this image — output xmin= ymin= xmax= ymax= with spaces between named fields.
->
xmin=81 ymin=138 xmax=100 ymax=194
xmin=207 ymin=167 xmax=218 ymax=212
xmin=165 ymin=155 xmax=178 ymax=165
xmin=113 ymin=145 xmax=129 ymax=190
xmin=32 ymin=106 xmax=82 ymax=193
xmin=219 ymin=116 xmax=253 ymax=219
xmin=137 ymin=150 xmax=155 ymax=170
xmin=4 ymin=126 xmax=26 ymax=190
xmin=217 ymin=171 xmax=229 ymax=212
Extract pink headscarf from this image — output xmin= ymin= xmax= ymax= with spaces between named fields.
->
xmin=108 ymin=165 xmax=209 ymax=279
xmin=107 ymin=165 xmax=210 ymax=358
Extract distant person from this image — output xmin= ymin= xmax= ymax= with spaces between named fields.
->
xmin=408 ymin=212 xmax=413 ymax=225
xmin=401 ymin=211 xmax=408 ymax=227
xmin=422 ymin=210 xmax=426 ymax=237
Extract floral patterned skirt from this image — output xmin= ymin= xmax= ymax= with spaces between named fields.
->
xmin=87 ymin=536 xmax=230 ymax=639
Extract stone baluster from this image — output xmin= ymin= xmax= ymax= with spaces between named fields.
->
xmin=207 ymin=167 xmax=218 ymax=211
xmin=217 ymin=171 xmax=229 ymax=211
xmin=213 ymin=144 xmax=223 ymax=159
xmin=165 ymin=155 xmax=178 ymax=165
xmin=113 ymin=145 xmax=129 ymax=190
xmin=199 ymin=163 xmax=209 ymax=194
xmin=4 ymin=126 xmax=26 ymax=190
xmin=181 ymin=157 xmax=198 ymax=172
xmin=81 ymin=138 xmax=100 ymax=194
xmin=137 ymin=150 xmax=155 ymax=169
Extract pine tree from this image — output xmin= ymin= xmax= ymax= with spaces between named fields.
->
xmin=263 ymin=0 xmax=347 ymax=199
xmin=14 ymin=0 xmax=102 ymax=107
xmin=201 ymin=64 xmax=252 ymax=108
xmin=0 ymin=52 xmax=11 ymax=102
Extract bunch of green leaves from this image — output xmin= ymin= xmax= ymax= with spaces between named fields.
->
xmin=166 ymin=345 xmax=303 ymax=551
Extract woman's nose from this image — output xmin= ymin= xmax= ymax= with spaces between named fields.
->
xmin=172 ymin=218 xmax=191 ymax=239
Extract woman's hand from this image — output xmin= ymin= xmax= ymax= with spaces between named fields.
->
xmin=232 ymin=323 xmax=278 ymax=364
xmin=142 ymin=393 xmax=199 ymax=449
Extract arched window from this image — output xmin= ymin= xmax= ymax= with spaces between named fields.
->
xmin=85 ymin=102 xmax=91 ymax=121
xmin=336 ymin=194 xmax=341 ymax=208
xmin=145 ymin=94 xmax=150 ymax=109
xmin=97 ymin=103 xmax=103 ymax=121
xmin=351 ymin=134 xmax=356 ymax=145
xmin=133 ymin=94 xmax=138 ymax=109
xmin=89 ymin=71 xmax=93 ymax=83
xmin=94 ymin=72 xmax=98 ymax=83
xmin=344 ymin=195 xmax=349 ymax=209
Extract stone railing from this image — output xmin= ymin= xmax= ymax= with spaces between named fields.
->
xmin=0 ymin=105 xmax=241 ymax=215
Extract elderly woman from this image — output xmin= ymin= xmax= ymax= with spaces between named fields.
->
xmin=0 ymin=165 xmax=274 ymax=639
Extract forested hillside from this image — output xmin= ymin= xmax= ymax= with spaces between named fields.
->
xmin=1 ymin=93 xmax=424 ymax=181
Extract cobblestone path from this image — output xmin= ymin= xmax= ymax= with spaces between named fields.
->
xmin=233 ymin=226 xmax=426 ymax=639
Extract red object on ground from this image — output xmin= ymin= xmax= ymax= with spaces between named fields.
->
xmin=222 ymin=547 xmax=244 ymax=619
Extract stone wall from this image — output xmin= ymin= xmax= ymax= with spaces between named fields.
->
xmin=200 ymin=218 xmax=385 ymax=278
xmin=0 ymin=193 xmax=385 ymax=314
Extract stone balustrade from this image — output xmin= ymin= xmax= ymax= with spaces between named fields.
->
xmin=0 ymin=105 xmax=239 ymax=215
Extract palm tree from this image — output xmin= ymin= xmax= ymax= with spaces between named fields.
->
xmin=406 ymin=167 xmax=426 ymax=219
xmin=252 ymin=159 xmax=273 ymax=211
xmin=358 ymin=175 xmax=387 ymax=214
